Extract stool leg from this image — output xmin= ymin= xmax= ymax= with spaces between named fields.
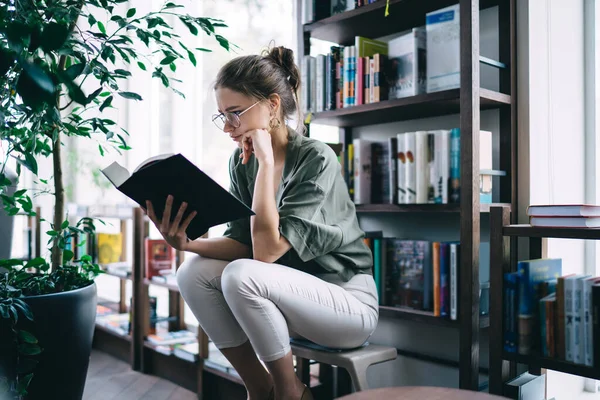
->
xmin=345 ymin=364 xmax=369 ymax=392
xmin=296 ymin=357 xmax=310 ymax=386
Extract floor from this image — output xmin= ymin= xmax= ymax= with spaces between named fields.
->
xmin=83 ymin=350 xmax=198 ymax=400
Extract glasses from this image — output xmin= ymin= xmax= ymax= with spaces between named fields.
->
xmin=212 ymin=101 xmax=260 ymax=131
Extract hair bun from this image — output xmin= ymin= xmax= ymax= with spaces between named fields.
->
xmin=266 ymin=46 xmax=300 ymax=93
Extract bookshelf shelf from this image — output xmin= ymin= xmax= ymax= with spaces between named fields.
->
xmin=502 ymin=224 xmax=600 ymax=240
xmin=143 ymin=278 xmax=179 ymax=292
xmin=355 ymin=202 xmax=511 ymax=213
xmin=309 ymin=89 xmax=510 ymax=127
xmin=502 ymin=352 xmax=600 ymax=381
xmin=379 ymin=306 xmax=490 ymax=328
xmin=304 ymin=0 xmax=502 ymax=44
xmin=94 ymin=323 xmax=131 ymax=342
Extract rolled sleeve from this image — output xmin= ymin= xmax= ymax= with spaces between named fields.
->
xmin=278 ymin=153 xmax=343 ymax=262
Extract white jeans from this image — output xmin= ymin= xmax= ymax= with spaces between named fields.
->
xmin=176 ymin=255 xmax=379 ymax=362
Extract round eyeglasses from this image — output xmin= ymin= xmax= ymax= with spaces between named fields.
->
xmin=212 ymin=101 xmax=260 ymax=131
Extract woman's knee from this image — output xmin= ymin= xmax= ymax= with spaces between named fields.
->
xmin=221 ymin=258 xmax=264 ymax=300
xmin=175 ymin=254 xmax=226 ymax=296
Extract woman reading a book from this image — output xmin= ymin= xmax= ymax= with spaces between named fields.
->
xmin=145 ymin=46 xmax=378 ymax=400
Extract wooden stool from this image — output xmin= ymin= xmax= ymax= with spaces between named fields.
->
xmin=337 ymin=386 xmax=509 ymax=399
xmin=290 ymin=340 xmax=397 ymax=392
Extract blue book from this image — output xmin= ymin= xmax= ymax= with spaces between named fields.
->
xmin=518 ymin=259 xmax=562 ymax=315
xmin=504 ymin=272 xmax=519 ymax=353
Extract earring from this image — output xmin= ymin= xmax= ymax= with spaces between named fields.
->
xmin=269 ymin=116 xmax=281 ymax=130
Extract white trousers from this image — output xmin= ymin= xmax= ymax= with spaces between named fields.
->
xmin=176 ymin=255 xmax=379 ymax=362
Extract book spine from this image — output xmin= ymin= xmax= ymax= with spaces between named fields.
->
xmin=504 ymin=272 xmax=518 ymax=353
xmin=356 ymin=56 xmax=364 ymax=105
xmin=546 ymin=297 xmax=556 ymax=358
xmin=415 ymin=131 xmax=429 ymax=203
xmin=557 ymin=276 xmax=567 ymax=359
xmin=450 ymin=243 xmax=458 ymax=320
xmin=584 ymin=279 xmax=595 ymax=366
xmin=432 ymin=242 xmax=441 ymax=317
xmin=574 ymin=278 xmax=584 ymax=364
xmin=449 ymin=128 xmax=460 ymax=203
xmin=404 ymin=132 xmax=416 ymax=204
xmin=593 ymin=284 xmax=600 ymax=367
xmin=387 ymin=137 xmax=398 ymax=204
xmin=439 ymin=242 xmax=449 ymax=317
xmin=397 ymin=133 xmax=406 ymax=204
xmin=565 ymin=278 xmax=575 ymax=362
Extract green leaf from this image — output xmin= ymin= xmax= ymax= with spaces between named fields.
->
xmin=0 ymin=304 xmax=9 ymax=319
xmin=88 ymin=14 xmax=97 ymax=26
xmin=169 ymin=63 xmax=176 ymax=72
xmin=63 ymin=249 xmax=74 ymax=263
xmin=99 ymin=95 xmax=113 ymax=112
xmin=19 ymin=344 xmax=42 ymax=356
xmin=13 ymin=299 xmax=34 ymax=321
xmin=215 ymin=35 xmax=229 ymax=51
xmin=137 ymin=61 xmax=146 ymax=71
xmin=46 ymin=230 xmax=58 ymax=236
xmin=65 ymin=63 xmax=86 ymax=80
xmin=61 ymin=220 xmax=69 ymax=229
xmin=196 ymin=47 xmax=212 ymax=52
xmin=118 ymin=91 xmax=142 ymax=101
xmin=127 ymin=8 xmax=136 ymax=18
xmin=16 ymin=373 xmax=33 ymax=394
xmin=97 ymin=21 xmax=106 ymax=35
xmin=17 ymin=61 xmax=55 ymax=108
xmin=187 ymin=50 xmax=196 ymax=67
xmin=114 ymin=69 xmax=131 ymax=76
xmin=68 ymin=84 xmax=88 ymax=105
xmin=41 ymin=22 xmax=69 ymax=51
xmin=87 ymin=87 xmax=103 ymax=102
xmin=98 ymin=145 xmax=105 ymax=156
xmin=25 ymin=257 xmax=46 ymax=268
xmin=99 ymin=91 xmax=111 ymax=97
xmin=160 ymin=56 xmax=176 ymax=65
xmin=21 ymin=153 xmax=38 ymax=175
xmin=14 ymin=189 xmax=27 ymax=196
xmin=164 ymin=2 xmax=183 ymax=9
xmin=0 ymin=259 xmax=24 ymax=267
xmin=18 ymin=330 xmax=38 ymax=344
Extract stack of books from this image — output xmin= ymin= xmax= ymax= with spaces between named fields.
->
xmin=527 ymin=205 xmax=600 ymax=228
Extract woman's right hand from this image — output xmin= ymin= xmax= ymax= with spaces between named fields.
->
xmin=145 ymin=195 xmax=197 ymax=251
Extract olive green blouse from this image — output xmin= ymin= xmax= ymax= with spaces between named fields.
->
xmin=222 ymin=126 xmax=372 ymax=281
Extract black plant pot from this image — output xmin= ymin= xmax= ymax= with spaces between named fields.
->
xmin=0 ymin=282 xmax=97 ymax=400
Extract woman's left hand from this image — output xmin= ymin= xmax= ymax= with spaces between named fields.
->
xmin=241 ymin=129 xmax=274 ymax=165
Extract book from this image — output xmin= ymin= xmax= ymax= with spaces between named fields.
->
xmin=527 ymin=204 xmax=600 ymax=217
xmin=529 ymin=216 xmax=600 ymax=228
xmin=504 ymin=372 xmax=546 ymax=400
xmin=101 ymin=153 xmax=255 ymax=241
xmin=145 ymin=239 xmax=174 ymax=279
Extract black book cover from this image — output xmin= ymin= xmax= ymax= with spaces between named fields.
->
xmin=593 ymin=284 xmax=600 ymax=368
xmin=101 ymin=153 xmax=254 ymax=240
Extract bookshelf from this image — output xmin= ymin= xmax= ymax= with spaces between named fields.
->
xmin=298 ymin=0 xmax=517 ymax=391
xmin=488 ymin=206 xmax=600 ymax=395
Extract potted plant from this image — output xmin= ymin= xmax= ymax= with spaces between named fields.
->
xmin=0 ymin=1 xmax=230 ymax=398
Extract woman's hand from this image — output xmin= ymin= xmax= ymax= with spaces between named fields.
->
xmin=240 ymin=129 xmax=273 ymax=165
xmin=145 ymin=195 xmax=197 ymax=251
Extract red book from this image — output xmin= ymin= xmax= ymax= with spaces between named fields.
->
xmin=145 ymin=239 xmax=174 ymax=279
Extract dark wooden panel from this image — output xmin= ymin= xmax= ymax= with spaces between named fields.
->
xmin=488 ymin=206 xmax=511 ymax=395
xmin=310 ymin=89 xmax=510 ymax=127
xmin=132 ymin=208 xmax=148 ymax=372
xmin=502 ymin=225 xmax=600 ymax=240
xmin=304 ymin=0 xmax=502 ymax=45
xmin=458 ymin=0 xmax=481 ymax=391
xmin=379 ymin=306 xmax=458 ymax=327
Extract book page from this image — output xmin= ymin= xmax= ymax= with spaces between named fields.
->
xmin=133 ymin=153 xmax=175 ymax=174
xmin=101 ymin=162 xmax=130 ymax=188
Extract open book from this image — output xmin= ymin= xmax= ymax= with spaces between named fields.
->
xmin=101 ymin=153 xmax=254 ymax=240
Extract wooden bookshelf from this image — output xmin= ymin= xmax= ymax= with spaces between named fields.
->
xmin=379 ymin=306 xmax=489 ymax=328
xmin=310 ymin=89 xmax=511 ymax=127
xmin=355 ymin=202 xmax=511 ymax=213
xmin=488 ymin=206 xmax=600 ymax=395
xmin=503 ymin=224 xmax=600 ymax=240
xmin=299 ymin=0 xmax=518 ymax=391
xmin=304 ymin=0 xmax=504 ymax=45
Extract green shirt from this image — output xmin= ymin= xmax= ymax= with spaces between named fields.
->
xmin=222 ymin=126 xmax=373 ymax=281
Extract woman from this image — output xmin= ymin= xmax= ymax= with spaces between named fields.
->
xmin=145 ymin=46 xmax=378 ymax=400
